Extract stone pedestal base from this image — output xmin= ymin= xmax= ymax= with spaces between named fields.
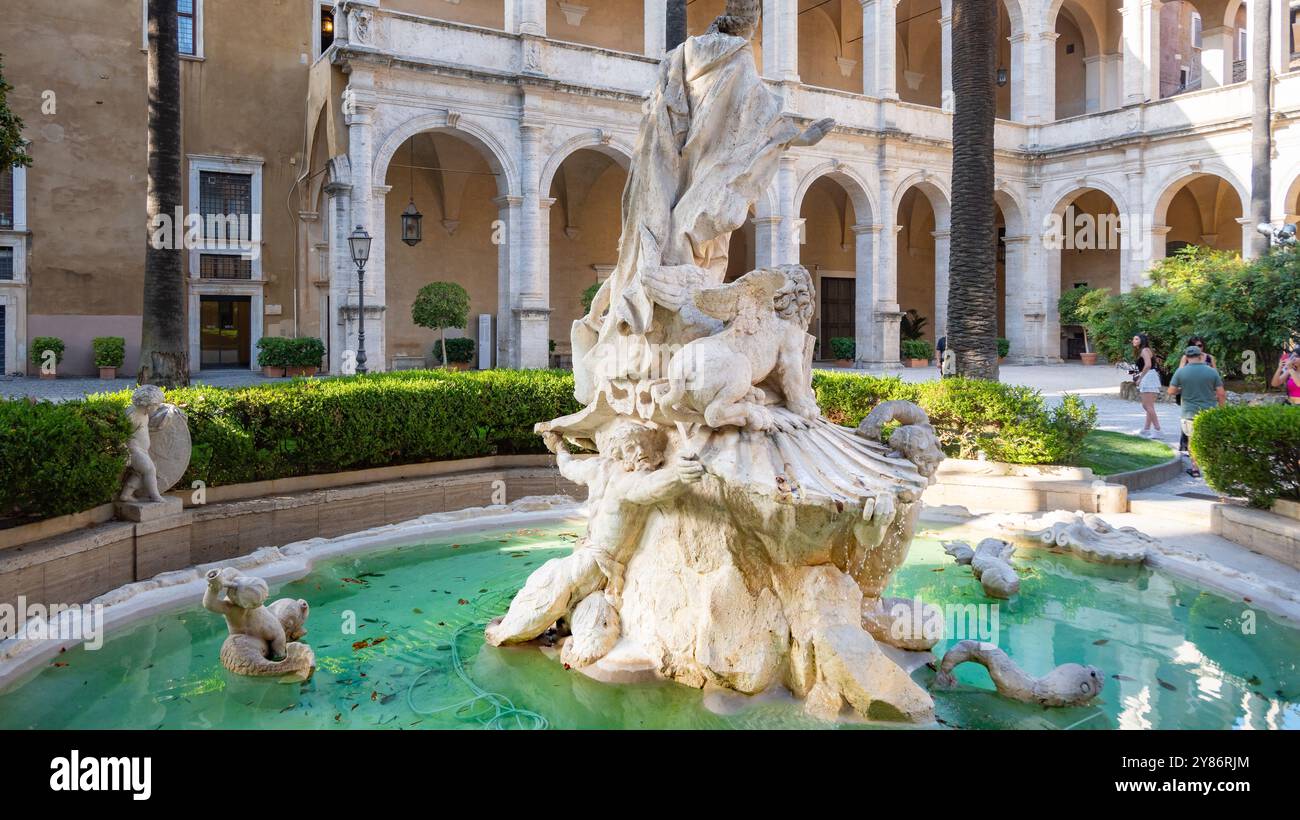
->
xmin=115 ymin=496 xmax=184 ymax=523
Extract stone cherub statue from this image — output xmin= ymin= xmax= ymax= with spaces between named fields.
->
xmin=656 ymin=266 xmax=818 ymax=431
xmin=203 ymin=567 xmax=315 ymax=682
xmin=119 ymin=384 xmax=192 ymax=506
xmin=120 ymin=385 xmax=168 ymax=503
xmin=486 ymin=420 xmax=703 ymax=648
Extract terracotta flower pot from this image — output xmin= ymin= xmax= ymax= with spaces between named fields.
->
xmin=445 ymin=361 xmax=471 ymax=372
xmin=262 ymin=365 xmax=286 ymax=378
xmin=39 ymin=371 xmax=56 ymax=380
xmin=98 ymin=366 xmax=117 ymax=380
xmin=906 ymin=358 xmax=930 ymax=368
xmin=834 ymin=359 xmax=854 ymax=368
xmin=1080 ymin=352 xmax=1099 ymax=366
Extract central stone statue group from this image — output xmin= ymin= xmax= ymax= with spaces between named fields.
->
xmin=487 ymin=0 xmax=949 ymax=722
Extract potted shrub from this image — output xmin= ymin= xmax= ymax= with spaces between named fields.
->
xmin=1058 ymin=286 xmax=1099 ymax=365
xmin=412 ymin=281 xmax=471 ymax=370
xmin=432 ymin=337 xmax=475 ymax=371
xmin=830 ymin=336 xmax=855 ymax=366
xmin=92 ymin=336 xmax=125 ymax=380
xmin=901 ymin=338 xmax=933 ymax=368
xmin=285 ymin=337 xmax=325 ymax=377
xmin=256 ymin=337 xmax=290 ymax=377
xmin=997 ymin=337 xmax=1010 ymax=363
xmin=30 ymin=336 xmax=64 ymax=379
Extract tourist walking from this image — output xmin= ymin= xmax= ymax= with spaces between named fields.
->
xmin=1132 ymin=333 xmax=1162 ymax=437
xmin=1176 ymin=337 xmax=1217 ymax=454
xmin=1272 ymin=350 xmax=1300 ymax=405
xmin=1168 ymin=345 xmax=1227 ymax=479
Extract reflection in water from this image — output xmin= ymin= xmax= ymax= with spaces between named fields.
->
xmin=0 ymin=522 xmax=1296 ymax=730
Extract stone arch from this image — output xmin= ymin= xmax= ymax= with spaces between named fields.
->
xmin=372 ymin=111 xmax=519 ymax=198
xmin=890 ymin=172 xmax=951 ymax=228
xmin=1280 ymin=164 xmax=1300 ymax=223
xmin=1044 ymin=176 xmax=1130 ymax=220
xmin=1151 ymin=163 xmax=1249 ymax=227
xmin=539 ymin=132 xmax=634 ymax=198
xmin=794 ymin=162 xmax=877 ymax=226
xmin=994 ymin=183 xmax=1029 ymax=236
xmin=1152 ymin=167 xmax=1246 ymax=254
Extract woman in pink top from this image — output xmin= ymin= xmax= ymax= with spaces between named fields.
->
xmin=1272 ymin=352 xmax=1300 ymax=405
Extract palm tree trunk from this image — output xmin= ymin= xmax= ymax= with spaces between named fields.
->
xmin=140 ymin=0 xmax=189 ymax=387
xmin=667 ymin=0 xmax=688 ymax=51
xmin=947 ymin=0 xmax=999 ymax=380
xmin=1248 ymin=0 xmax=1273 ymax=258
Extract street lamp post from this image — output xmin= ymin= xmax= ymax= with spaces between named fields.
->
xmin=348 ymin=225 xmax=373 ymax=375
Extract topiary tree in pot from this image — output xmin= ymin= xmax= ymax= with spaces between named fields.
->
xmin=93 ymin=336 xmax=126 ymax=380
xmin=1058 ymin=286 xmax=1099 ymax=364
xmin=412 ymin=282 xmax=471 ymax=369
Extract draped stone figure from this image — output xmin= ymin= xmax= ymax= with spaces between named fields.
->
xmin=489 ymin=0 xmax=945 ymax=724
xmin=572 ymin=1 xmax=833 ymax=403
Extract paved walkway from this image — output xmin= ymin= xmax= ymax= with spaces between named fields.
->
xmin=0 ymin=369 xmax=287 ymax=401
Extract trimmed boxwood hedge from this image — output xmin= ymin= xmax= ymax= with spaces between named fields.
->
xmin=1192 ymin=405 xmax=1300 ymax=508
xmin=0 ymin=397 xmax=133 ymax=521
xmin=1 ymin=369 xmax=1097 ymax=522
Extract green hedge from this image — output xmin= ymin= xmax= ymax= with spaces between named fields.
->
xmin=813 ymin=372 xmax=1097 ymax=464
xmin=1192 ymin=405 xmax=1300 ymax=508
xmin=0 ymin=370 xmax=1097 ymax=522
xmin=0 ymin=398 xmax=132 ymax=520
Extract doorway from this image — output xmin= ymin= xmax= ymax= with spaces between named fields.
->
xmin=819 ymin=276 xmax=855 ymax=358
xmin=200 ymin=296 xmax=251 ymax=368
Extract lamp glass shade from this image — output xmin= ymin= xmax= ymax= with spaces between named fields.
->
xmin=348 ymin=226 xmax=372 ymax=265
xmin=401 ymin=201 xmax=423 ymax=247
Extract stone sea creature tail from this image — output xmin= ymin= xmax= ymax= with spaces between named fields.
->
xmin=219 ymin=635 xmax=315 ymax=682
xmin=560 ymin=592 xmax=621 ymax=668
xmin=486 ymin=550 xmax=605 ymax=646
xmin=934 ymin=640 xmax=1104 ymax=707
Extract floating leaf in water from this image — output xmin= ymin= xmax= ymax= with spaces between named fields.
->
xmin=1247 ymin=675 xmax=1262 ymax=686
xmin=458 ymin=599 xmax=469 ymax=605
xmin=341 ymin=577 xmax=367 ymax=585
xmin=412 ymin=608 xmax=423 ymax=614
xmin=1113 ymin=674 xmax=1136 ymax=682
xmin=1204 ymin=625 xmax=1220 ymax=630
xmin=931 ymin=568 xmax=944 ymax=573
xmin=1093 ymin=639 xmax=1109 ymax=646
xmin=51 ymin=662 xmax=68 ymax=668
xmin=1157 ymin=679 xmax=1177 ymax=691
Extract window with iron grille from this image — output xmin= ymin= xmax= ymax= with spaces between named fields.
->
xmin=199 ymin=254 xmax=252 ymax=280
xmin=0 ymin=168 xmax=12 ymax=229
xmin=178 ymin=0 xmax=196 ymax=56
xmin=199 ymin=171 xmax=252 ymax=244
xmin=0 ymin=248 xmax=13 ymax=280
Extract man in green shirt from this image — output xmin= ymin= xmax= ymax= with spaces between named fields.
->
xmin=1167 ymin=345 xmax=1226 ymax=478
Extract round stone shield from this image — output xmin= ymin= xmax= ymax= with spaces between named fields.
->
xmin=149 ymin=406 xmax=193 ymax=493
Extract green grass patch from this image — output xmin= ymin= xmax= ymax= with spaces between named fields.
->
xmin=1076 ymin=430 xmax=1175 ymax=476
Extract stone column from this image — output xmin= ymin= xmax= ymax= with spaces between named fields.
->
xmin=495 ymin=195 xmax=522 ymax=367
xmin=931 ymin=229 xmax=950 ymax=340
xmin=1120 ymin=0 xmax=1146 ymax=105
xmin=1042 ymin=239 xmax=1064 ymax=361
xmin=1140 ymin=0 xmax=1163 ymax=102
xmin=644 ymin=0 xmax=667 ymax=58
xmin=860 ymin=0 xmax=897 ymax=99
xmin=776 ymin=155 xmax=801 ymax=266
xmin=1083 ymin=55 xmax=1103 ymax=113
xmin=325 ymin=177 xmax=352 ymax=374
xmin=1009 ymin=31 xmax=1028 ymax=121
xmin=855 ymin=222 xmax=901 ymax=368
xmin=343 ymin=77 xmax=386 ymax=371
xmin=1001 ymin=234 xmax=1047 ymax=363
xmin=752 ymin=217 xmax=781 ymax=269
xmin=513 ymin=120 xmax=550 ymax=369
xmin=1027 ymin=30 xmax=1059 ymax=123
xmin=1270 ymin=0 xmax=1288 ymax=76
xmin=1200 ymin=26 xmax=1233 ymax=89
xmin=1238 ymin=216 xmax=1261 ymax=260
xmin=762 ymin=0 xmax=800 ymax=83
xmin=506 ymin=0 xmax=547 ymax=35
xmin=1101 ymin=53 xmax=1123 ymax=109
xmin=939 ymin=0 xmax=953 ymax=111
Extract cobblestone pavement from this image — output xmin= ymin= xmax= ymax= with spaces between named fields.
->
xmin=0 ymin=369 xmax=288 ymax=401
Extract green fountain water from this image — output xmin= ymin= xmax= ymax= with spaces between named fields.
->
xmin=1 ymin=521 xmax=1295 ymax=729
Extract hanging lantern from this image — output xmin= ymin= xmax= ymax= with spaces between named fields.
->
xmin=401 ymin=199 xmax=423 ymax=246
xmin=400 ymin=138 xmax=423 ymax=246
xmin=996 ymin=67 xmax=1009 ymax=87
